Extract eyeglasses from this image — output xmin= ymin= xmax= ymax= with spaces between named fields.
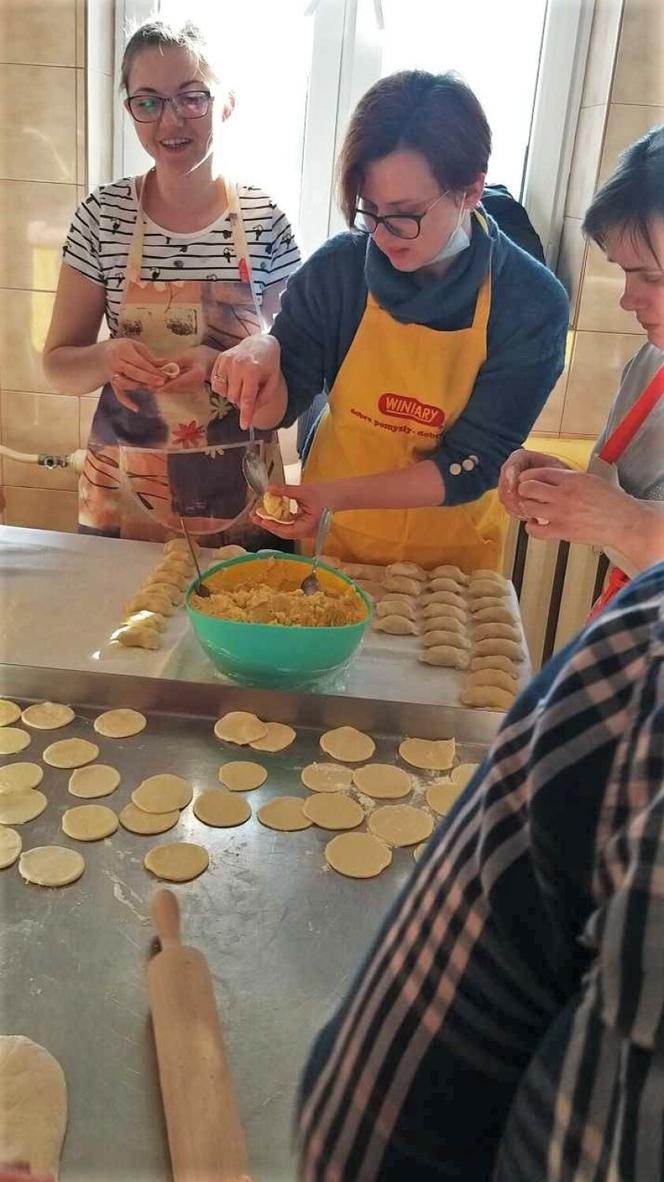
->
xmin=127 ymin=90 xmax=213 ymax=123
xmin=352 ymin=192 xmax=448 ymax=240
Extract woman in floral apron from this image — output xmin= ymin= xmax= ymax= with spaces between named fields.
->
xmin=43 ymin=19 xmax=300 ymax=545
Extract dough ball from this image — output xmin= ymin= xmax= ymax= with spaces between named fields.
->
xmin=430 ymin=565 xmax=468 ymax=584
xmin=419 ymin=645 xmax=470 ymax=670
xmin=320 ymin=726 xmax=376 ymax=763
xmin=461 ymin=685 xmax=516 ymax=711
xmin=351 ymin=763 xmax=413 ymax=799
xmin=93 ymin=708 xmax=147 ymax=738
xmin=0 ymin=790 xmax=47 ymax=825
xmin=69 ymin=764 xmax=120 ymax=799
xmin=132 ymin=774 xmax=193 ymax=813
xmin=61 ymin=804 xmax=118 ymax=842
xmin=119 ymin=802 xmax=179 ymax=836
xmin=423 ymin=596 xmax=465 ymax=617
xmin=218 ymin=761 xmax=267 ymax=792
xmin=386 ymin=562 xmax=426 ymax=583
xmin=325 ymin=832 xmax=392 ymax=879
xmin=0 ymin=825 xmax=22 ymax=869
xmin=43 ymin=738 xmax=99 ymax=769
xmin=249 ymin=722 xmax=297 ymax=752
xmin=368 ymin=804 xmax=433 ymax=847
xmin=0 ymin=727 xmax=31 ymax=756
xmin=474 ymin=638 xmax=524 ymax=661
xmin=0 ymin=1036 xmax=68 ymax=1175
xmin=469 ymin=668 xmax=518 ymax=694
xmin=399 ymin=737 xmax=455 ymax=771
xmin=257 ymin=796 xmax=312 ymax=831
xmin=144 ymin=842 xmax=209 ymax=882
xmin=0 ymin=700 xmax=21 ymax=727
xmin=21 ymin=702 xmax=75 ymax=730
xmin=472 ymin=605 xmax=515 ymax=626
xmin=302 ymin=793 xmax=365 ymax=830
xmin=301 ymin=763 xmax=353 ymax=793
xmin=383 ymin=574 xmax=421 ymax=596
xmin=376 ymin=599 xmax=417 ymax=621
xmin=469 ymin=596 xmax=505 ymax=615
xmin=468 ymin=579 xmax=509 ymax=600
xmin=193 ymin=789 xmax=251 ymax=828
xmin=428 ymin=577 xmax=464 ymax=596
xmin=470 ymin=654 xmax=519 ymax=676
xmin=0 ymin=762 xmax=44 ymax=792
xmin=421 ymin=630 xmax=469 ymax=651
xmin=451 ymin=763 xmax=479 ymax=788
xmin=373 ymin=614 xmax=418 ymax=636
xmin=473 ymin=622 xmax=521 ymax=643
xmin=214 ymin=712 xmax=268 ymax=745
xmin=19 ymin=845 xmax=84 ymax=886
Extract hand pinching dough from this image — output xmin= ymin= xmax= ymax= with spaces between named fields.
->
xmin=93 ymin=708 xmax=147 ymax=738
xmin=21 ymin=702 xmax=75 ymax=730
xmin=0 ymin=727 xmax=31 ymax=755
xmin=373 ymin=615 xmax=418 ymax=635
xmin=419 ymin=645 xmax=470 ymax=669
xmin=68 ymin=764 xmax=120 ymax=799
xmin=0 ymin=825 xmax=22 ymax=869
xmin=301 ymin=763 xmax=353 ymax=793
xmin=351 ymin=764 xmax=412 ymax=799
xmin=325 ymin=832 xmax=392 ymax=879
xmin=320 ymin=726 xmax=376 ymax=763
xmin=119 ymin=802 xmax=180 ymax=835
xmin=132 ymin=774 xmax=193 ymax=813
xmin=144 ymin=842 xmax=209 ymax=882
xmin=257 ymin=797 xmax=312 ymax=831
xmin=214 ymin=711 xmax=268 ymax=745
xmin=61 ymin=804 xmax=118 ymax=841
xmin=0 ymin=700 xmax=21 ymax=727
xmin=302 ymin=793 xmax=365 ymax=830
xmin=249 ymin=722 xmax=296 ymax=752
xmin=19 ymin=846 xmax=85 ymax=886
xmin=461 ymin=685 xmax=516 ymax=711
xmin=368 ymin=804 xmax=434 ymax=847
xmin=399 ymin=737 xmax=455 ymax=771
xmin=193 ymin=790 xmax=251 ymax=828
xmin=43 ymin=738 xmax=99 ymax=769
xmin=0 ymin=762 xmax=44 ymax=792
xmin=0 ymin=1036 xmax=67 ymax=1176
xmin=0 ymin=790 xmax=47 ymax=825
xmin=218 ymin=761 xmax=267 ymax=792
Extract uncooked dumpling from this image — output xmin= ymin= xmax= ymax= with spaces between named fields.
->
xmin=21 ymin=702 xmax=75 ymax=730
xmin=421 ymin=630 xmax=469 ymax=650
xmin=215 ymin=544 xmax=247 ymax=561
xmin=352 ymin=763 xmax=412 ymax=799
xmin=0 ymin=700 xmax=21 ymax=727
xmin=472 ymin=605 xmax=515 ymax=626
xmin=193 ymin=790 xmax=251 ymax=828
xmin=471 ymin=569 xmax=508 ymax=586
xmin=386 ymin=562 xmax=426 ymax=582
xmin=469 ymin=596 xmax=505 ymax=615
xmin=399 ymin=737 xmax=455 ymax=771
xmin=473 ymin=622 xmax=520 ymax=643
xmin=0 ymin=762 xmax=44 ymax=792
xmin=320 ymin=726 xmax=376 ymax=763
xmin=0 ymin=825 xmax=22 ymax=869
xmin=19 ymin=846 xmax=84 ymax=887
xmin=430 ymin=565 xmax=468 ymax=584
xmin=428 ymin=577 xmax=464 ymax=595
xmin=214 ymin=712 xmax=268 ymax=745
xmin=422 ymin=606 xmax=467 ymax=629
xmin=249 ymin=722 xmax=296 ymax=752
xmin=113 ymin=622 xmax=161 ymax=650
xmin=119 ymin=802 xmax=180 ymax=835
xmin=68 ymin=764 xmax=120 ymax=799
xmin=43 ymin=738 xmax=99 ymax=769
xmin=125 ymin=590 xmax=174 ymax=616
xmin=368 ymin=804 xmax=433 ymax=847
xmin=61 ymin=804 xmax=118 ymax=841
xmin=325 ymin=832 xmax=392 ymax=879
xmin=468 ymin=579 xmax=509 ymax=599
xmin=0 ymin=790 xmax=47 ymax=825
xmin=470 ymin=654 xmax=518 ymax=676
xmin=373 ymin=615 xmax=418 ymax=636
xmin=419 ymin=645 xmax=470 ymax=669
xmin=461 ymin=685 xmax=516 ymax=711
xmin=144 ymin=842 xmax=209 ymax=882
xmin=218 ymin=761 xmax=267 ymax=792
xmin=423 ymin=597 xmax=465 ymax=618
xmin=257 ymin=796 xmax=312 ymax=831
xmin=93 ymin=708 xmax=147 ymax=738
xmin=474 ymin=638 xmax=524 ymax=661
xmin=302 ymin=793 xmax=365 ymax=830
xmin=375 ymin=599 xmax=417 ymax=621
xmin=469 ymin=668 xmax=518 ymax=693
xmin=132 ymin=774 xmax=192 ymax=813
xmin=301 ymin=763 xmax=353 ymax=793
xmin=422 ymin=591 xmax=467 ymax=614
xmin=0 ymin=1036 xmax=67 ymax=1175
xmin=383 ymin=573 xmax=421 ymax=596
xmin=0 ymin=727 xmax=31 ymax=755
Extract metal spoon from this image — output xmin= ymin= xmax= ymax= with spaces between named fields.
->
xmin=301 ymin=508 xmax=333 ymax=596
xmin=179 ymin=515 xmax=211 ymax=597
xmin=241 ymin=426 xmax=269 ymax=497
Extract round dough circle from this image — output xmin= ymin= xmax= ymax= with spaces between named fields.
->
xmin=319 ymin=726 xmax=376 ymax=763
xmin=399 ymin=737 xmax=455 ymax=771
xmin=0 ymin=700 xmax=21 ymax=727
xmin=302 ymin=793 xmax=365 ymax=830
xmin=21 ymin=702 xmax=75 ymax=730
xmin=0 ymin=727 xmax=31 ymax=756
xmin=0 ymin=825 xmax=22 ymax=869
xmin=301 ymin=763 xmax=353 ymax=793
xmin=214 ymin=712 xmax=268 ymax=745
xmin=0 ymin=790 xmax=47 ymax=825
xmin=218 ymin=761 xmax=267 ymax=792
xmin=144 ymin=842 xmax=209 ymax=882
xmin=368 ymin=804 xmax=434 ymax=847
xmin=451 ymin=762 xmax=479 ymax=789
xmin=0 ymin=762 xmax=44 ymax=792
xmin=119 ymin=802 xmax=180 ymax=835
xmin=93 ymin=708 xmax=147 ymax=738
xmin=19 ymin=846 xmax=85 ymax=887
xmin=425 ymin=780 xmax=462 ymax=816
xmin=68 ymin=764 xmax=120 ymax=799
xmin=43 ymin=738 xmax=99 ymax=769
xmin=257 ymin=796 xmax=312 ymax=831
xmin=193 ymin=789 xmax=252 ymax=828
xmin=249 ymin=722 xmax=297 ymax=753
xmin=132 ymin=774 xmax=193 ymax=814
xmin=352 ymin=764 xmax=412 ymax=800
xmin=325 ymin=832 xmax=392 ymax=879
xmin=61 ymin=804 xmax=118 ymax=842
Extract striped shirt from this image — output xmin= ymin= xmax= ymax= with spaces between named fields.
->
xmin=63 ymin=179 xmax=301 ymax=336
xmin=298 ymin=563 xmax=664 ymax=1181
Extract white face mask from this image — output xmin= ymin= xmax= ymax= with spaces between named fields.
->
xmin=425 ymin=193 xmax=470 ymax=265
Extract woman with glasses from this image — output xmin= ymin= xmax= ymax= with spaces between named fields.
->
xmin=43 ymin=20 xmax=300 ymax=543
xmin=211 ymin=71 xmax=568 ymax=570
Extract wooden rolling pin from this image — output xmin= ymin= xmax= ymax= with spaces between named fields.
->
xmin=148 ymin=889 xmax=251 ymax=1182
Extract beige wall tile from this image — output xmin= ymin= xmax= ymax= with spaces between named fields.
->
xmin=0 ymin=180 xmax=77 ymax=291
xmin=0 ymin=288 xmax=55 ymax=393
xmin=0 ymin=0 xmax=76 ymax=67
xmin=87 ymin=0 xmax=114 ymax=75
xmin=533 ymin=363 xmax=568 ymax=435
xmin=565 ymin=104 xmax=606 ymax=220
xmin=581 ymin=0 xmax=624 ymax=108
xmin=598 ymin=103 xmax=664 ymax=187
xmin=76 ymin=0 xmax=86 ymax=68
xmin=79 ymin=393 xmax=100 ymax=446
xmin=577 ymin=239 xmax=644 ymax=334
xmin=87 ymin=69 xmax=114 ymax=190
xmin=1 ymin=389 xmax=79 ymax=490
xmin=76 ymin=66 xmax=86 ymax=188
xmin=561 ymin=329 xmax=645 ymax=436
xmin=556 ymin=217 xmax=586 ymax=323
xmin=0 ymin=64 xmax=77 ymax=184
xmin=4 ymin=486 xmax=78 ymax=531
xmin=612 ymin=0 xmax=664 ymax=106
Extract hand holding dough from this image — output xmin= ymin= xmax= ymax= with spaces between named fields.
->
xmin=419 ymin=645 xmax=470 ymax=669
xmin=373 ymin=614 xmax=418 ymax=635
xmin=0 ymin=1036 xmax=68 ymax=1176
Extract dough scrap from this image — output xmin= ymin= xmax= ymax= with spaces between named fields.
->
xmin=320 ymin=726 xmax=376 ymax=763
xmin=376 ymin=598 xmax=417 ymax=621
xmin=470 ymin=596 xmax=505 ymax=615
xmin=373 ymin=614 xmax=418 ymax=635
xmin=0 ymin=762 xmax=44 ymax=792
xmin=214 ymin=712 xmax=268 ymax=745
xmin=325 ymin=832 xmax=392 ymax=879
xmin=144 ymin=842 xmax=209 ymax=882
xmin=21 ymin=702 xmax=75 ymax=730
xmin=119 ymin=802 xmax=179 ymax=835
xmin=0 ymin=825 xmax=22 ymax=869
xmin=451 ymin=762 xmax=479 ymax=788
xmin=301 ymin=763 xmax=353 ymax=793
xmin=43 ymin=738 xmax=99 ymax=769
xmin=249 ymin=722 xmax=297 ymax=752
xmin=0 ymin=700 xmax=21 ymax=727
xmin=19 ymin=846 xmax=84 ymax=887
xmin=368 ymin=804 xmax=433 ymax=847
xmin=473 ymin=622 xmax=521 ymax=643
xmin=430 ymin=565 xmax=468 ymax=584
xmin=132 ymin=774 xmax=193 ymax=813
xmin=472 ymin=605 xmax=515 ymax=626
xmin=62 ymin=804 xmax=118 ymax=842
xmin=469 ymin=668 xmax=518 ymax=693
xmin=428 ymin=577 xmax=464 ymax=595
xmin=68 ymin=764 xmax=120 ymax=799
xmin=0 ymin=1036 xmax=67 ymax=1175
xmin=399 ymin=737 xmax=455 ymax=771
xmin=426 ymin=779 xmax=463 ymax=815
xmin=419 ymin=645 xmax=470 ymax=669
xmin=468 ymin=579 xmax=509 ymax=600
xmin=0 ymin=727 xmax=31 ymax=755
xmin=352 ymin=764 xmax=412 ymax=799
xmin=470 ymin=654 xmax=519 ymax=676
xmin=461 ymin=685 xmax=516 ymax=711
xmin=218 ymin=761 xmax=267 ymax=792
xmin=0 ymin=790 xmax=47 ymax=825
xmin=383 ymin=573 xmax=421 ymax=596
xmin=257 ymin=796 xmax=312 ymax=831
xmin=474 ymin=638 xmax=524 ymax=661
xmin=423 ymin=596 xmax=465 ymax=617
xmin=421 ymin=629 xmax=469 ymax=650
xmin=93 ymin=708 xmax=147 ymax=738
xmin=193 ymin=789 xmax=251 ymax=828
xmin=386 ymin=562 xmax=426 ymax=583
xmin=302 ymin=793 xmax=365 ymax=830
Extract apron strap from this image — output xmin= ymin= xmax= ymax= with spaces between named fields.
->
xmin=226 ymin=181 xmax=266 ymax=330
xmin=599 ymin=363 xmax=664 ymax=464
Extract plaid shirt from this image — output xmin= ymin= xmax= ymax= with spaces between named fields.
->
xmin=298 ymin=563 xmax=664 ymax=1181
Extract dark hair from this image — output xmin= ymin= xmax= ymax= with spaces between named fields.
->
xmin=337 ymin=70 xmax=491 ymax=225
xmin=120 ymin=19 xmax=220 ymax=94
xmin=583 ymin=125 xmax=664 ymax=261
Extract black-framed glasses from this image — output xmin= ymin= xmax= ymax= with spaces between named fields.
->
xmin=127 ymin=90 xmax=213 ymax=123
xmin=352 ymin=192 xmax=448 ymax=240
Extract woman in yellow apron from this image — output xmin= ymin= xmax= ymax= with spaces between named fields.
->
xmin=43 ymin=19 xmax=300 ymax=544
xmin=212 ymin=71 xmax=568 ymax=571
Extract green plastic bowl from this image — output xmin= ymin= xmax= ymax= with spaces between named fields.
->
xmin=185 ymin=552 xmax=373 ymax=688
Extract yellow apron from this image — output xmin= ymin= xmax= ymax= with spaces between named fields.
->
xmin=303 ymin=235 xmax=507 ymax=571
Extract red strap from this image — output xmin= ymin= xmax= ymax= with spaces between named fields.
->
xmin=599 ymin=364 xmax=664 ymax=464
xmin=588 ymin=566 xmax=630 ymax=620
